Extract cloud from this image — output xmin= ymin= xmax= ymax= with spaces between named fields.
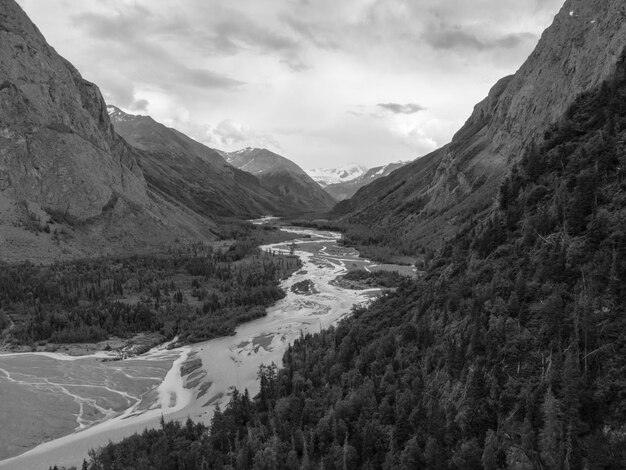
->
xmin=422 ymin=27 xmax=537 ymax=52
xmin=74 ymin=10 xmax=244 ymax=92
xmin=213 ymin=120 xmax=250 ymax=146
xmin=73 ymin=4 xmax=307 ymax=72
xmin=200 ymin=119 xmax=282 ymax=151
xmin=178 ymin=68 xmax=243 ymax=89
xmin=15 ymin=0 xmax=565 ymax=170
xmin=377 ymin=103 xmax=426 ymax=114
xmin=131 ymin=99 xmax=150 ymax=112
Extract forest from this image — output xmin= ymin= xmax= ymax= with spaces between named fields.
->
xmin=1 ymin=238 xmax=300 ymax=348
xmin=54 ymin=55 xmax=626 ymax=469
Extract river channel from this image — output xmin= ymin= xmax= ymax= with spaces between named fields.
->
xmin=0 ymin=227 xmax=413 ymax=469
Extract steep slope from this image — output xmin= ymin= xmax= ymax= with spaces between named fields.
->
xmin=224 ymin=147 xmax=336 ymax=212
xmin=308 ymin=163 xmax=368 ymax=187
xmin=108 ymin=107 xmax=304 ymax=218
xmin=0 ymin=0 xmax=218 ymax=262
xmin=334 ymin=0 xmax=626 ymax=252
xmin=324 ymin=161 xmax=408 ymax=201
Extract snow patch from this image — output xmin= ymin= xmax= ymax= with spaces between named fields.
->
xmin=308 ymin=163 xmax=368 ymax=186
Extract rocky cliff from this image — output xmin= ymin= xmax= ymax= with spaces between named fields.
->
xmin=0 ymin=1 xmax=216 ymax=261
xmin=0 ymin=1 xmax=148 ymax=218
xmin=334 ymin=0 xmax=626 ymax=248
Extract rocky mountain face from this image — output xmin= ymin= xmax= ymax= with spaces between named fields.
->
xmin=323 ymin=161 xmax=408 ymax=201
xmin=108 ymin=108 xmax=314 ymax=218
xmin=0 ymin=1 xmax=238 ymax=262
xmin=308 ymin=164 xmax=368 ymax=187
xmin=223 ymin=147 xmax=336 ymax=212
xmin=334 ymin=0 xmax=626 ymax=249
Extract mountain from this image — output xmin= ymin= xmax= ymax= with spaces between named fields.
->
xmin=323 ymin=161 xmax=409 ymax=201
xmin=308 ymin=164 xmax=368 ymax=187
xmin=334 ymin=0 xmax=626 ymax=254
xmin=0 ymin=0 xmax=219 ymax=262
xmin=222 ymin=147 xmax=336 ymax=212
xmin=107 ymin=107 xmax=317 ymax=218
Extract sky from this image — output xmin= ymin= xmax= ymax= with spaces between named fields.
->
xmin=17 ymin=0 xmax=564 ymax=170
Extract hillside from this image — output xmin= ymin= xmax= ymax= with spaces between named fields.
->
xmin=223 ymin=147 xmax=336 ymax=213
xmin=324 ymin=161 xmax=408 ymax=201
xmin=0 ymin=0 xmax=221 ymax=262
xmin=108 ymin=108 xmax=312 ymax=218
xmin=81 ymin=43 xmax=626 ymax=470
xmin=334 ymin=0 xmax=626 ymax=255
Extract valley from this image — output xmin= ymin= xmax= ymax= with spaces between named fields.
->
xmin=1 ymin=0 xmax=626 ymax=467
xmin=0 ymin=225 xmax=411 ymax=470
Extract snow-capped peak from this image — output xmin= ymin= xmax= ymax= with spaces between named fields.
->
xmin=308 ymin=163 xmax=368 ymax=187
xmin=106 ymin=105 xmax=135 ymax=123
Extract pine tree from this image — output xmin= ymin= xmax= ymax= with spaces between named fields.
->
xmin=539 ymin=388 xmax=563 ymax=469
xmin=481 ymin=429 xmax=498 ymax=470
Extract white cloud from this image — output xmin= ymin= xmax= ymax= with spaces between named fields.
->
xmin=16 ymin=0 xmax=564 ymax=169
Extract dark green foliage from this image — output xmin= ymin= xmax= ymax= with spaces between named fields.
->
xmin=80 ymin=55 xmax=626 ymax=469
xmin=1 ymin=241 xmax=299 ymax=345
xmin=338 ymin=224 xmax=419 ymax=262
xmin=342 ymin=269 xmax=407 ymax=288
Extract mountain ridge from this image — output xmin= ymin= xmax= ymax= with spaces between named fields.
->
xmin=222 ymin=147 xmax=336 ymax=213
xmin=334 ymin=0 xmax=626 ymax=251
xmin=108 ymin=107 xmax=334 ymax=218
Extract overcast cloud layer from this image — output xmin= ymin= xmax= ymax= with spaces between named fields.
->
xmin=17 ymin=0 xmax=563 ymax=170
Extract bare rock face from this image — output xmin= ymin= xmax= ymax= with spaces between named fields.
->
xmin=0 ymin=0 xmax=148 ymax=220
xmin=449 ymin=0 xmax=626 ymax=183
xmin=335 ymin=0 xmax=626 ymax=247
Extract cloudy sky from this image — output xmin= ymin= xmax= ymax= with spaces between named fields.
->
xmin=17 ymin=0 xmax=563 ymax=170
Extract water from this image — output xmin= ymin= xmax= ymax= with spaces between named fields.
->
xmin=0 ymin=227 xmax=409 ymax=469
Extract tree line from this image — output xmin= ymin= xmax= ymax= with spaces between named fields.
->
xmin=1 ymin=240 xmax=300 ymax=346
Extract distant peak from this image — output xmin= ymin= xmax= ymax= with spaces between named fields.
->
xmin=107 ymin=104 xmax=131 ymax=120
xmin=106 ymin=105 xmax=143 ymax=123
xmin=233 ymin=147 xmax=262 ymax=154
xmin=106 ymin=104 xmax=121 ymax=115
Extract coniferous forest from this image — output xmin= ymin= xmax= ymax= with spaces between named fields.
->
xmin=1 ymin=239 xmax=300 ymax=348
xmin=68 ymin=51 xmax=626 ymax=470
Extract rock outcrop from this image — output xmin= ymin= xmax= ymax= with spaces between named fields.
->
xmin=334 ymin=0 xmax=626 ymax=247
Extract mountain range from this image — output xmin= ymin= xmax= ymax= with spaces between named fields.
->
xmin=108 ymin=107 xmax=331 ymax=219
xmin=322 ymin=161 xmax=409 ymax=201
xmin=0 ymin=0 xmax=336 ymax=264
xmin=308 ymin=164 xmax=368 ymax=187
